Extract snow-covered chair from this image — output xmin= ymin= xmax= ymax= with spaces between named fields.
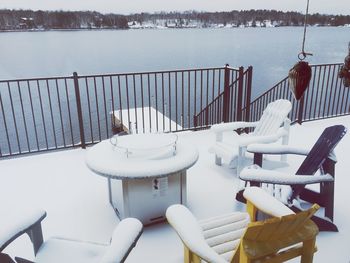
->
xmin=239 ymin=125 xmax=347 ymax=232
xmin=166 ymin=187 xmax=319 ymax=263
xmin=0 ymin=209 xmax=143 ymax=263
xmin=209 ymin=99 xmax=292 ymax=171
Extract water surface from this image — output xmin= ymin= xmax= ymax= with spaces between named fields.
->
xmin=1 ymin=27 xmax=349 ymax=97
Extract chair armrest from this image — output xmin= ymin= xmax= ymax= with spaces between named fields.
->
xmin=236 ymin=128 xmax=288 ymax=146
xmin=243 ymin=187 xmax=294 ymax=218
xmin=0 ymin=209 xmax=46 ymax=252
xmin=102 ymin=218 xmax=143 ymax=263
xmin=240 ymin=167 xmax=334 ymax=185
xmin=210 ymin=121 xmax=259 ymax=133
xmin=166 ymin=205 xmax=227 ymax=263
xmin=247 ymin=144 xmax=310 ymax=156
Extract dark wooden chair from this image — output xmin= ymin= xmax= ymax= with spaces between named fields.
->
xmin=237 ymin=125 xmax=347 ymax=231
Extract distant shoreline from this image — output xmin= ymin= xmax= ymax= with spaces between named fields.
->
xmin=1 ymin=9 xmax=350 ymax=33
xmin=1 ymin=25 xmax=350 ymax=33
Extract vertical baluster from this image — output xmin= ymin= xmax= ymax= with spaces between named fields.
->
xmin=17 ymin=81 xmax=31 ymax=151
xmin=46 ymin=80 xmax=58 ymax=149
xmin=85 ymin=77 xmax=94 ymax=143
xmin=132 ymin=74 xmax=138 ymax=133
xmin=36 ymin=80 xmax=48 ymax=149
xmin=154 ymin=73 xmax=159 ymax=132
xmin=110 ymin=75 xmax=115 ymax=136
xmin=102 ymin=76 xmax=109 ymax=138
xmin=27 ymin=80 xmax=40 ymax=150
xmin=117 ymin=75 xmax=123 ymax=130
xmin=169 ymin=72 xmax=172 ymax=131
xmin=141 ymin=74 xmax=145 ymax=134
xmin=0 ymin=93 xmax=12 ymax=155
xmin=64 ymin=78 xmax=74 ymax=146
xmin=147 ymin=73 xmax=152 ymax=133
xmin=175 ymin=72 xmax=178 ymax=131
xmin=161 ymin=73 xmax=165 ymax=132
xmin=93 ymin=77 xmax=101 ymax=141
xmin=125 ymin=75 xmax=131 ymax=132
xmin=55 ymin=79 xmax=66 ymax=147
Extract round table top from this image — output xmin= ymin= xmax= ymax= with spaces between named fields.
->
xmin=85 ymin=134 xmax=199 ymax=179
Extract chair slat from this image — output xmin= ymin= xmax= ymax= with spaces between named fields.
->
xmin=292 ymin=125 xmax=347 ymax=199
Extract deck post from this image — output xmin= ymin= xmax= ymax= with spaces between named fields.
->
xmin=222 ymin=64 xmax=230 ymax=123
xmin=297 ymin=95 xmax=305 ymax=124
xmin=236 ymin=66 xmax=244 ymax=122
xmin=73 ymin=72 xmax=86 ymax=149
xmin=244 ymin=66 xmax=253 ymax=127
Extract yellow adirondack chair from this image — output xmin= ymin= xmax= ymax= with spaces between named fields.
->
xmin=166 ymin=187 xmax=319 ymax=263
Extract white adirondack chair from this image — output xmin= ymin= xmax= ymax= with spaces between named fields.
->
xmin=209 ymin=99 xmax=292 ymax=171
xmin=0 ymin=209 xmax=143 ymax=263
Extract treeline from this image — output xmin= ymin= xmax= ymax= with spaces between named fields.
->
xmin=1 ymin=9 xmax=350 ymax=31
xmin=0 ymin=9 xmax=128 ymax=30
xmin=131 ymin=10 xmax=350 ymax=27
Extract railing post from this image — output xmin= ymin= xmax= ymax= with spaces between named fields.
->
xmin=245 ymin=66 xmax=253 ymax=123
xmin=222 ymin=64 xmax=230 ymax=122
xmin=73 ymin=72 xmax=86 ymax=149
xmin=236 ymin=66 xmax=244 ymax=122
xmin=297 ymin=95 xmax=305 ymax=124
xmin=193 ymin=115 xmax=197 ymax=130
xmin=205 ymin=107 xmax=209 ymax=126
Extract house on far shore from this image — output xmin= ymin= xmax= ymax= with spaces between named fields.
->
xmin=19 ymin=17 xmax=35 ymax=29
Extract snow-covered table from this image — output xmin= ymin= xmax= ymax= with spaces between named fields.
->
xmin=86 ymin=133 xmax=198 ymax=225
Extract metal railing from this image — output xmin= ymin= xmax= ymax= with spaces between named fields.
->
xmin=194 ymin=66 xmax=253 ymax=128
xmin=1 ymin=62 xmax=348 ymax=158
xmin=0 ymin=65 xmax=248 ymax=157
xmin=247 ymin=63 xmax=350 ymax=124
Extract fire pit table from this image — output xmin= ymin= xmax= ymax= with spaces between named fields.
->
xmin=85 ymin=133 xmax=198 ymax=225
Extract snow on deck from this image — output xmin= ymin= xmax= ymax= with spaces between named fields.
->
xmin=1 ymin=115 xmax=350 ymax=262
xmin=112 ymin=107 xmax=182 ymax=134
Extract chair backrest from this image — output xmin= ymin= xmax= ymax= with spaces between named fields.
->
xmin=233 ymin=204 xmax=319 ymax=262
xmin=252 ymin=99 xmax=292 ymax=136
xmin=291 ymin=125 xmax=347 ymax=199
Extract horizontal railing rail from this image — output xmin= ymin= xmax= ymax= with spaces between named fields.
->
xmin=0 ymin=65 xmax=245 ymax=158
xmin=247 ymin=63 xmax=349 ymax=124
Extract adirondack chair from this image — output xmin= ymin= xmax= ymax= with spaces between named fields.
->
xmin=209 ymin=99 xmax=292 ymax=171
xmin=0 ymin=209 xmax=143 ymax=263
xmin=166 ymin=187 xmax=319 ymax=263
xmin=238 ymin=125 xmax=347 ymax=231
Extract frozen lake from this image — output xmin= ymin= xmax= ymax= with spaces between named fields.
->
xmin=0 ymin=26 xmax=349 ymax=97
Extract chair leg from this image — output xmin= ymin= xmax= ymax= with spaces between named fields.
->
xmin=281 ymin=118 xmax=291 ymax=162
xmin=0 ymin=253 xmax=16 ymax=263
xmin=184 ymin=246 xmax=201 ymax=263
xmin=215 ymin=155 xmax=222 ymax=166
xmin=26 ymin=222 xmax=44 ymax=255
xmin=300 ymin=238 xmax=316 ymax=263
xmin=184 ymin=246 xmax=190 ymax=263
xmin=239 ymin=243 xmax=251 ymax=263
xmin=237 ymin=146 xmax=246 ymax=173
xmin=321 ymin=181 xmax=334 ymax=221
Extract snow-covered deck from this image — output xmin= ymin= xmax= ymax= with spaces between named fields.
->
xmin=1 ymin=115 xmax=350 ymax=262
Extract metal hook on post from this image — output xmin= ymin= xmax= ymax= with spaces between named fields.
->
xmin=298 ymin=0 xmax=313 ymax=61
xmin=288 ymin=0 xmax=313 ymax=100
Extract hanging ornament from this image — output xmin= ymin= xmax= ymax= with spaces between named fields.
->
xmin=288 ymin=0 xmax=313 ymax=100
xmin=338 ymin=42 xmax=350 ymax=87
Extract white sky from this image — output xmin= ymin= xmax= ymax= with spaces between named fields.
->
xmin=0 ymin=0 xmax=349 ymax=15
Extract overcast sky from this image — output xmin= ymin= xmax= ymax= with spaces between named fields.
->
xmin=0 ymin=0 xmax=349 ymax=15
